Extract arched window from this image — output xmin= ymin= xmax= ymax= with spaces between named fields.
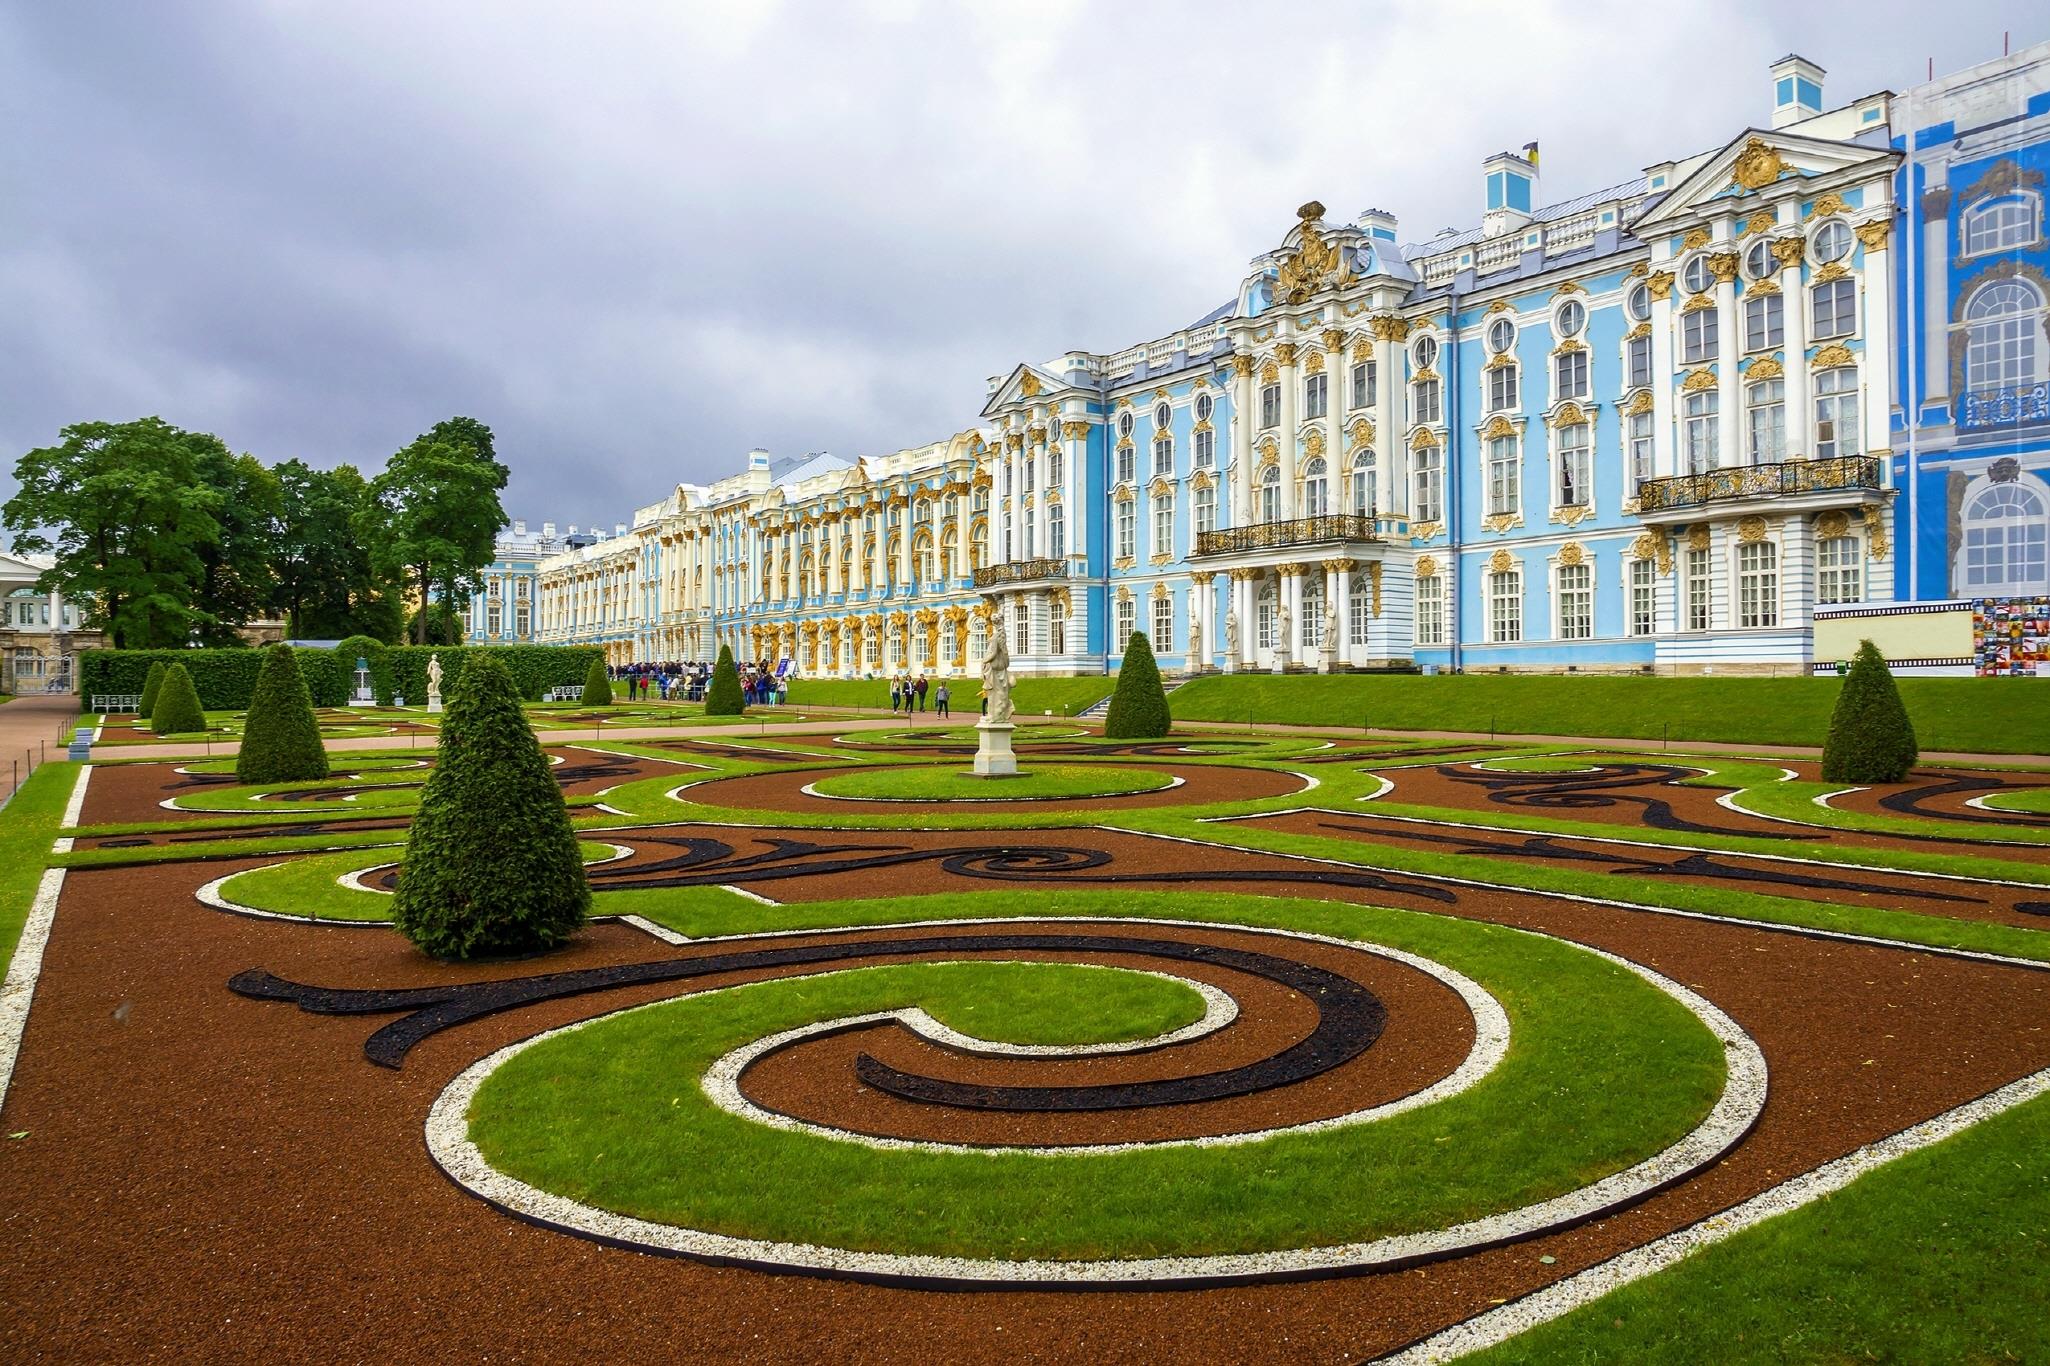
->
xmin=1256 ymin=579 xmax=1277 ymax=649
xmin=970 ymin=521 xmax=988 ymax=571
xmin=1350 ymin=450 xmax=1377 ymax=517
xmin=1260 ymin=465 xmax=1281 ymax=523
xmin=1965 ymin=281 xmax=2042 ymax=395
xmin=1962 ymin=197 xmax=2039 ymax=256
xmin=1413 ymin=446 xmax=1443 ymax=523
xmin=1049 ymin=597 xmax=1068 ymax=654
xmin=1302 ymin=575 xmax=1325 ymax=648
xmin=1959 ymin=480 xmax=2050 ymax=594
xmin=1302 ymin=457 xmax=1329 ymax=517
xmin=1348 ymin=573 xmax=1370 ymax=644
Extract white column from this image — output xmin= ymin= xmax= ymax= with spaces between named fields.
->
xmin=1714 ymin=253 xmax=1741 ymax=469
xmin=1334 ymin=561 xmax=1354 ymax=667
xmin=895 ymin=498 xmax=912 ymax=590
xmin=870 ymin=506 xmax=886 ymax=597
xmin=1375 ymin=329 xmax=1402 ymax=516
xmin=1277 ymin=342 xmax=1301 ymax=519
xmin=1006 ymin=432 xmax=1023 ymax=564
xmin=953 ymin=485 xmax=971 ymax=583
xmin=1920 ymin=187 xmax=1951 ymax=404
xmin=1231 ymin=355 xmax=1254 ymax=528
xmin=1780 ymin=236 xmax=1811 ymax=459
xmin=1321 ymin=330 xmax=1345 ymax=509
xmin=1859 ymin=224 xmax=1893 ymax=460
xmin=1649 ymin=272 xmax=1678 ymax=476
xmin=1283 ymin=568 xmax=1303 ymax=668
xmin=1233 ymin=571 xmax=1254 ymax=668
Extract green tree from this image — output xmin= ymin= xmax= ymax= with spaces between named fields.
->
xmin=704 ymin=644 xmax=745 ymax=715
xmin=407 ymin=601 xmax=465 ymax=646
xmin=138 ymin=661 xmax=167 ymax=716
xmin=150 ymin=662 xmax=207 ymax=735
xmin=392 ymin=652 xmax=589 ymax=960
xmin=1103 ymin=630 xmax=1171 ymax=738
xmin=1822 ymin=640 xmax=1920 ymax=783
xmin=190 ymin=448 xmax=280 ymax=645
xmin=237 ymin=645 xmax=330 ymax=783
xmin=5 ymin=418 xmax=228 ymax=647
xmin=365 ymin=426 xmax=508 ymax=644
xmin=581 ymin=657 xmax=613 ymax=706
xmin=273 ymin=461 xmax=398 ymax=640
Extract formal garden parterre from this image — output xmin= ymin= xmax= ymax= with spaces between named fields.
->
xmin=5 ymin=694 xmax=2050 ymax=1360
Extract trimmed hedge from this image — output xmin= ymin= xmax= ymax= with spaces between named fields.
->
xmin=236 ymin=645 xmax=330 ymax=784
xmin=1822 ymin=640 xmax=1920 ymax=783
xmin=581 ymin=657 xmax=613 ymax=706
xmin=137 ymin=661 xmax=166 ymax=716
xmin=705 ymin=644 xmax=745 ymax=716
xmin=392 ymin=652 xmax=590 ymax=960
xmin=1104 ymin=631 xmax=1171 ymax=738
xmin=150 ymin=663 xmax=207 ymax=735
xmin=79 ymin=643 xmax=600 ymax=711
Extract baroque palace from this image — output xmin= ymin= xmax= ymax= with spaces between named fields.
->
xmin=512 ymin=46 xmax=2050 ymax=678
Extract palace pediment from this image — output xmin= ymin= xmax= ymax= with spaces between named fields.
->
xmin=1632 ymin=127 xmax=1898 ymax=234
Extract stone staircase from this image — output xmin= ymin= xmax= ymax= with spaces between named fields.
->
xmin=1077 ymin=677 xmax=1187 ymax=721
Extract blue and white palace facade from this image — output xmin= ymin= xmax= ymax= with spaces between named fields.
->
xmin=533 ymin=46 xmax=2049 ymax=677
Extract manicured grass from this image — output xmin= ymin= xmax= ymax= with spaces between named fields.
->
xmin=786 ymin=676 xmax=1113 ymax=718
xmin=468 ymin=888 xmax=1726 ymax=1261
xmin=807 ymin=763 xmax=1174 ymax=802
xmin=1468 ymin=1088 xmax=2050 ymax=1364
xmin=1978 ymin=787 xmax=2050 ymax=815
xmin=1170 ymin=674 xmax=2050 ymax=754
xmin=211 ymin=841 xmax=628 ymax=921
xmin=0 ymin=762 xmax=77 ymax=976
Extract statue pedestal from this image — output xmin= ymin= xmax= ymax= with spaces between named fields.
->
xmin=972 ymin=721 xmax=1018 ymax=777
xmin=427 ymin=697 xmax=444 ymax=714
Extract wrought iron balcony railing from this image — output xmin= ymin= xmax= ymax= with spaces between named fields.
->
xmin=972 ymin=557 xmax=1069 ymax=590
xmin=1194 ymin=513 xmax=1382 ymax=557
xmin=1959 ymin=382 xmax=2050 ymax=432
xmin=1636 ymin=455 xmax=1881 ymax=513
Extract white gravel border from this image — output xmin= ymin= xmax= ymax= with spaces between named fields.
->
xmin=423 ymin=912 xmax=1763 ymax=1286
xmin=0 ymin=868 xmax=66 ymax=1114
xmin=1386 ymin=1060 xmax=2050 ymax=1363
xmin=797 ymin=773 xmax=1186 ymax=803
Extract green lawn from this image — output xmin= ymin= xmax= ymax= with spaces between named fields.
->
xmin=1170 ymin=674 xmax=2050 ymax=754
xmin=806 ymin=763 xmax=1173 ymax=802
xmin=0 ymin=762 xmax=76 ymax=976
xmin=786 ymin=676 xmax=1113 ymax=717
xmin=1470 ymin=1087 xmax=2050 ymax=1364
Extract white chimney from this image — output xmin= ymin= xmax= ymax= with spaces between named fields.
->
xmin=1771 ymin=55 xmax=1825 ymax=128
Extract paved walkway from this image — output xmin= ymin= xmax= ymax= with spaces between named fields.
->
xmin=0 ymin=695 xmax=88 ymax=801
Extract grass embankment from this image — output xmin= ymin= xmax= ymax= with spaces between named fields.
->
xmin=1170 ymin=675 xmax=2050 ymax=754
xmin=0 ymin=762 xmax=75 ymax=976
xmin=467 ymin=888 xmax=1725 ymax=1261
xmin=807 ymin=764 xmax=1174 ymax=802
xmin=1470 ymin=1086 xmax=2050 ymax=1363
xmin=786 ymin=677 xmax=1113 ymax=717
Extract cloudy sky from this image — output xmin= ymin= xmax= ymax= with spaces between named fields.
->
xmin=2 ymin=1 xmax=2040 ymax=530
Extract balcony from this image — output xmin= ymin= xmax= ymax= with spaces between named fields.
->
xmin=973 ymin=557 xmax=1069 ymax=590
xmin=1194 ymin=514 xmax=1383 ymax=558
xmin=1959 ymin=382 xmax=2050 ymax=433
xmin=1636 ymin=455 xmax=1881 ymax=515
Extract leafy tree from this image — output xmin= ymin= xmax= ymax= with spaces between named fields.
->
xmin=237 ymin=645 xmax=330 ymax=783
xmin=5 ymin=418 xmax=228 ymax=647
xmin=581 ymin=657 xmax=613 ymax=706
xmin=1104 ymin=630 xmax=1171 ymax=738
xmin=190 ymin=448 xmax=280 ymax=645
xmin=704 ymin=644 xmax=744 ymax=715
xmin=1822 ymin=640 xmax=1920 ymax=783
xmin=392 ymin=652 xmax=589 ymax=960
xmin=150 ymin=662 xmax=207 ymax=735
xmin=273 ymin=461 xmax=400 ymax=640
xmin=407 ymin=601 xmax=465 ymax=646
xmin=365 ymin=424 xmax=508 ymax=644
xmin=138 ymin=661 xmax=167 ymax=716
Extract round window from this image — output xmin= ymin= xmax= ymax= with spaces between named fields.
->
xmin=1812 ymin=220 xmax=1852 ymax=263
xmin=1117 ymin=412 xmax=1134 ymax=438
xmin=1195 ymin=393 xmax=1213 ymax=422
xmin=1626 ymin=282 xmax=1651 ymax=321
xmin=1555 ymin=299 xmax=1586 ymax=338
xmin=1153 ymin=401 xmax=1172 ymax=429
xmin=1744 ymin=237 xmax=1777 ymax=280
xmin=1486 ymin=317 xmax=1516 ymax=354
xmin=1681 ymin=254 xmax=1713 ymax=295
xmin=1413 ymin=334 xmax=1439 ymax=371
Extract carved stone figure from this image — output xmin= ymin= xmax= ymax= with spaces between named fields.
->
xmin=1188 ymin=615 xmax=1203 ymax=669
xmin=1323 ymin=602 xmax=1339 ymax=654
xmin=426 ymin=653 xmax=444 ymax=697
xmin=981 ymin=632 xmax=1014 ymax=726
xmin=1224 ymin=610 xmax=1239 ymax=656
xmin=1277 ymin=601 xmax=1292 ymax=652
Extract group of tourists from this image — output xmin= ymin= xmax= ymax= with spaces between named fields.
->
xmin=888 ymin=673 xmax=949 ymax=717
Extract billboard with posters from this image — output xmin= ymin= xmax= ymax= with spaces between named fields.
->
xmin=1973 ymin=597 xmax=2050 ymax=676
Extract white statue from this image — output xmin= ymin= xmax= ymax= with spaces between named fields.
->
xmin=1323 ymin=602 xmax=1339 ymax=654
xmin=1225 ymin=609 xmax=1239 ymax=656
xmin=425 ymin=653 xmax=445 ymax=712
xmin=1188 ymin=614 xmax=1203 ymax=669
xmin=1277 ymin=601 xmax=1292 ymax=649
xmin=981 ymin=632 xmax=1014 ymax=726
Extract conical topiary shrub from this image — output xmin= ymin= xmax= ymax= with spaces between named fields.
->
xmin=1822 ymin=639 xmax=1919 ymax=784
xmin=580 ymin=656 xmax=613 ymax=707
xmin=150 ymin=663 xmax=207 ymax=736
xmin=137 ymin=661 xmax=166 ymax=717
xmin=237 ymin=644 xmax=330 ymax=784
xmin=1104 ymin=630 xmax=1171 ymax=738
xmin=705 ymin=643 xmax=745 ymax=716
xmin=392 ymin=652 xmax=589 ymax=960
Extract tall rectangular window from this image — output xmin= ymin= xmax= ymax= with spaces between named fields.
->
xmin=1260 ymin=384 xmax=1280 ymax=428
xmin=1304 ymin=372 xmax=1328 ymax=419
xmin=1744 ymin=294 xmax=1784 ymax=351
xmin=1628 ymin=558 xmax=1656 ymax=636
xmin=1117 ymin=444 xmax=1135 ymax=485
xmin=1682 ymin=307 xmax=1719 ymax=364
xmin=1816 ymin=535 xmax=1863 ymax=604
xmin=1193 ymin=428 xmax=1214 ymax=468
xmin=1683 ymin=391 xmax=1719 ymax=474
xmin=1413 ymin=449 xmax=1443 ymax=523
xmin=1557 ymin=424 xmax=1591 ymax=508
xmin=1488 ymin=364 xmax=1519 ymax=412
xmin=1152 ymin=594 xmax=1174 ymax=652
xmin=1737 ymin=540 xmax=1779 ymax=628
xmin=1116 ymin=502 xmax=1135 ymax=559
xmin=1412 ymin=378 xmax=1441 ymax=425
xmin=1486 ymin=435 xmax=1520 ymax=517
xmin=1627 ymin=411 xmax=1654 ymax=495
xmin=1684 ymin=545 xmax=1711 ymax=631
xmin=1350 ymin=360 xmax=1377 ymax=409
xmin=1488 ymin=570 xmax=1522 ymax=643
xmin=1116 ymin=597 xmax=1135 ymax=648
xmin=1153 ymin=435 xmax=1173 ymax=477
xmin=1626 ymin=334 xmax=1653 ymax=389
xmin=1814 ymin=369 xmax=1859 ymax=460
xmin=1151 ymin=494 xmax=1174 ymax=557
xmin=1811 ymin=280 xmax=1856 ymax=339
xmin=1746 ymin=379 xmax=1786 ymax=464
xmin=1553 ymin=350 xmax=1589 ymax=401
xmin=1193 ymin=484 xmax=1215 ymax=535
xmin=1556 ymin=562 xmax=1593 ymax=640
xmin=1415 ymin=575 xmax=1444 ymax=646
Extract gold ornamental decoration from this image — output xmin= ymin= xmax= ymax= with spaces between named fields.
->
xmin=1488 ymin=548 xmax=1515 ymax=575
xmin=1685 ymin=524 xmax=1712 ymax=551
xmin=1814 ymin=261 xmax=1850 ymax=283
xmin=1732 ymin=137 xmax=1789 ymax=192
xmin=1548 ymin=401 xmax=1589 ymax=429
xmin=1863 ymin=504 xmax=1890 ymax=559
xmin=1771 ymin=236 xmax=1806 ymax=267
xmin=1812 ymin=343 xmax=1856 ymax=370
xmin=1322 ymin=328 xmax=1346 ymax=352
xmin=1745 ymin=210 xmax=1776 ymax=235
xmin=1682 ymin=227 xmax=1713 ymax=252
xmin=1737 ymin=516 xmax=1769 ymax=543
xmin=1709 ymin=252 xmax=1742 ymax=283
xmin=1369 ymin=561 xmax=1383 ymax=616
xmin=1483 ymin=415 xmax=1518 ymax=440
xmin=1062 ymin=420 xmax=1090 ymax=440
xmin=1682 ymin=369 xmax=1718 ymax=392
xmin=1816 ymin=509 xmax=1850 ymax=539
xmin=1854 ymin=221 xmax=1890 ymax=251
xmin=1232 ymin=354 xmax=1255 ymax=378
xmin=1626 ymin=390 xmax=1655 ymax=415
xmin=1276 ymin=202 xmax=1349 ymax=304
xmin=1275 ymin=342 xmax=1300 ymax=365
xmin=1656 ymin=534 xmax=1674 ymax=576
xmin=1415 ymin=554 xmax=1439 ymax=578
xmin=1806 ymin=192 xmax=1848 ymax=221
xmin=1630 ymin=533 xmax=1660 ymax=561
xmin=1558 ymin=542 xmax=1586 ymax=566
xmin=1410 ymin=520 xmax=1444 ymax=541
xmin=1747 ymin=356 xmax=1784 ymax=380
xmin=1646 ymin=270 xmax=1675 ymax=301
xmin=1020 ymin=371 xmax=1041 ymax=397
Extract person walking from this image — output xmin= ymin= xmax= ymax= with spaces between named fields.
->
xmin=935 ymin=681 xmax=950 ymax=719
xmin=889 ymin=677 xmax=901 ymax=712
xmin=914 ymin=674 xmax=928 ymax=713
